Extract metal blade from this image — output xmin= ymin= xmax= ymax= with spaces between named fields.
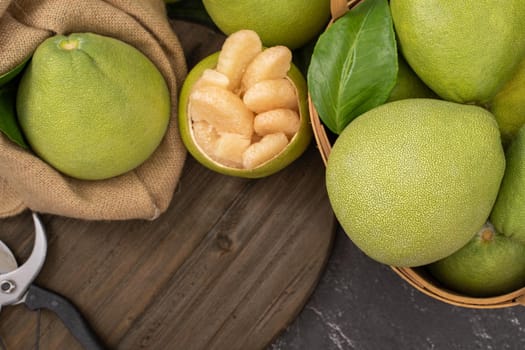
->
xmin=0 ymin=213 xmax=47 ymax=308
xmin=0 ymin=241 xmax=17 ymax=312
xmin=0 ymin=241 xmax=17 ymax=274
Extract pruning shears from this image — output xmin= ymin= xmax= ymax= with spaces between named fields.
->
xmin=0 ymin=213 xmax=105 ymax=350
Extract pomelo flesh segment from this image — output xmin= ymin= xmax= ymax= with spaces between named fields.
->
xmin=241 ymin=46 xmax=292 ymax=91
xmin=254 ymin=109 xmax=300 ymax=138
xmin=189 ymin=85 xmax=254 ymax=137
xmin=214 ymin=132 xmax=251 ymax=168
xmin=192 ymin=121 xmax=219 ymax=157
xmin=243 ymin=78 xmax=298 ymax=113
xmin=216 ymin=29 xmax=262 ymax=92
xmin=242 ymin=132 xmax=289 ymax=169
xmin=192 ymin=69 xmax=230 ymax=91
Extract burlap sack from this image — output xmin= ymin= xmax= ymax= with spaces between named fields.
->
xmin=0 ymin=0 xmax=187 ymax=220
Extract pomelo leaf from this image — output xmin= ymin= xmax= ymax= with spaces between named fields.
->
xmin=0 ymin=84 xmax=28 ymax=149
xmin=307 ymin=0 xmax=397 ymax=134
xmin=0 ymin=56 xmax=30 ymax=88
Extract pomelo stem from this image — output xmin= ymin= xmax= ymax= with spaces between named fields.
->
xmin=480 ymin=227 xmax=494 ymax=242
xmin=59 ymin=38 xmax=80 ymax=51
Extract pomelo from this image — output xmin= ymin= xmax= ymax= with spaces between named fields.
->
xmin=386 ymin=55 xmax=436 ymax=102
xmin=490 ymin=58 xmax=525 ymax=144
xmin=428 ymin=223 xmax=525 ymax=297
xmin=202 ymin=0 xmax=330 ymax=49
xmin=390 ymin=0 xmax=525 ymax=104
xmin=326 ymin=99 xmax=505 ymax=267
xmin=490 ymin=124 xmax=525 ymax=244
xmin=16 ymin=33 xmax=170 ymax=180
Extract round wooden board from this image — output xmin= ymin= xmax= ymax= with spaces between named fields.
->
xmin=0 ymin=21 xmax=336 ymax=350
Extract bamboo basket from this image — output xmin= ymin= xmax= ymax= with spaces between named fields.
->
xmin=309 ymin=0 xmax=525 ymax=308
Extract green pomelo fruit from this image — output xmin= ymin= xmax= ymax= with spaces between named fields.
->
xmin=178 ymin=52 xmax=312 ymax=178
xmin=490 ymin=58 xmax=525 ymax=144
xmin=326 ymin=99 xmax=505 ymax=267
xmin=428 ymin=224 xmax=525 ymax=297
xmin=490 ymin=125 xmax=525 ymax=243
xmin=390 ymin=0 xmax=525 ymax=104
xmin=17 ymin=33 xmax=170 ymax=180
xmin=387 ymin=54 xmax=437 ymax=102
xmin=202 ymin=0 xmax=330 ymax=49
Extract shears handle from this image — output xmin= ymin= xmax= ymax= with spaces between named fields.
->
xmin=24 ymin=284 xmax=106 ymax=350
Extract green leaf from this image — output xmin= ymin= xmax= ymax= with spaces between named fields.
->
xmin=307 ymin=0 xmax=397 ymax=134
xmin=0 ymin=83 xmax=28 ymax=149
xmin=0 ymin=56 xmax=30 ymax=88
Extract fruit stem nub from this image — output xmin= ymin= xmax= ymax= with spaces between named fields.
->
xmin=479 ymin=226 xmax=494 ymax=242
xmin=59 ymin=38 xmax=80 ymax=51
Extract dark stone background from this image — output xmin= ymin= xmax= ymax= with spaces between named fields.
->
xmin=270 ymin=226 xmax=525 ymax=350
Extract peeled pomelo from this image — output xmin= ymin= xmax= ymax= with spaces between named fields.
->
xmin=16 ymin=33 xmax=170 ymax=180
xmin=178 ymin=30 xmax=312 ymax=178
xmin=326 ymin=99 xmax=505 ymax=267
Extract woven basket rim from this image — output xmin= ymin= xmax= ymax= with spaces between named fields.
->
xmin=309 ymin=0 xmax=525 ymax=309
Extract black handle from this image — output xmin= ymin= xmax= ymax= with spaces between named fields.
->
xmin=24 ymin=284 xmax=106 ymax=350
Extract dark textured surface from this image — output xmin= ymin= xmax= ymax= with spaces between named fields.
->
xmin=271 ymin=227 xmax=525 ymax=350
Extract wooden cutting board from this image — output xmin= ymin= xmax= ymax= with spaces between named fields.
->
xmin=0 ymin=21 xmax=336 ymax=350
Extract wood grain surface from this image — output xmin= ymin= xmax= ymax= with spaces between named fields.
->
xmin=0 ymin=21 xmax=336 ymax=349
